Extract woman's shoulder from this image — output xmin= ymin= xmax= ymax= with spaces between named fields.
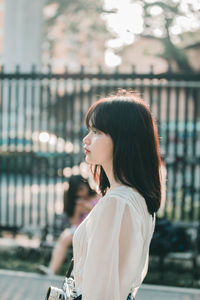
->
xmin=105 ymin=185 xmax=142 ymax=201
xmin=100 ymin=185 xmax=148 ymax=216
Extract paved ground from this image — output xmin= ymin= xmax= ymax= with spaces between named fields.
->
xmin=0 ymin=269 xmax=200 ymax=300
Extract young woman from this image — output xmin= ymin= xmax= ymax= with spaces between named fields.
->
xmin=39 ymin=175 xmax=98 ymax=275
xmin=72 ymin=91 xmax=162 ymax=300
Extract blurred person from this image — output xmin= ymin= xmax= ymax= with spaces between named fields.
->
xmin=72 ymin=90 xmax=163 ymax=300
xmin=39 ymin=175 xmax=98 ymax=275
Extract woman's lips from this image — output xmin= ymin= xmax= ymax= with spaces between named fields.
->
xmin=84 ymin=148 xmax=90 ymax=154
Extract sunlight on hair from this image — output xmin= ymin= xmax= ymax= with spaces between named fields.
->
xmin=108 ymin=89 xmax=142 ymax=102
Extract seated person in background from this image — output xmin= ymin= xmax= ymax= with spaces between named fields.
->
xmin=39 ymin=175 xmax=99 ymax=275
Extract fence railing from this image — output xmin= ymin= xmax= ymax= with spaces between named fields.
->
xmin=0 ymin=67 xmax=200 ymax=234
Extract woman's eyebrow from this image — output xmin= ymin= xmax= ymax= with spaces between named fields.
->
xmin=88 ymin=125 xmax=96 ymax=130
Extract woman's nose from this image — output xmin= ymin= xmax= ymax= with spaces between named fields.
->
xmin=83 ymin=133 xmax=90 ymax=145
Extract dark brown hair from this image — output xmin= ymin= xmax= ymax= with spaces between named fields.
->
xmin=85 ymin=91 xmax=162 ymax=215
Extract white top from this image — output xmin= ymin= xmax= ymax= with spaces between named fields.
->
xmin=73 ymin=185 xmax=155 ymax=300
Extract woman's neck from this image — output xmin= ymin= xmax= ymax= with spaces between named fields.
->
xmin=103 ymin=164 xmax=122 ymax=190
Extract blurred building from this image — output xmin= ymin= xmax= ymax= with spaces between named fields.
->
xmin=0 ymin=0 xmax=4 ymax=62
xmin=0 ymin=0 xmax=44 ymax=71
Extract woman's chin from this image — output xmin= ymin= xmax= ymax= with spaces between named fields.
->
xmin=85 ymin=155 xmax=97 ymax=165
xmin=85 ymin=155 xmax=92 ymax=164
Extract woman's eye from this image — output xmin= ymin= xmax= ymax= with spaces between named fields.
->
xmin=92 ymin=129 xmax=98 ymax=134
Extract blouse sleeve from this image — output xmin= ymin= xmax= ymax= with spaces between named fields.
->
xmin=81 ymin=195 xmax=144 ymax=300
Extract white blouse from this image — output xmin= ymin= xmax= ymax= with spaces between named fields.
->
xmin=73 ymin=185 xmax=155 ymax=300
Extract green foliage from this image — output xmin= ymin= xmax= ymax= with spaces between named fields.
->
xmin=43 ymin=0 xmax=113 ymax=66
xmin=45 ymin=0 xmax=105 ymax=27
xmin=162 ymin=38 xmax=193 ymax=72
xmin=137 ymin=0 xmax=200 ymax=71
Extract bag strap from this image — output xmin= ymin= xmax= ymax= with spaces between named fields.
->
xmin=65 ymin=258 xmax=82 ymax=299
xmin=65 ymin=258 xmax=74 ymax=277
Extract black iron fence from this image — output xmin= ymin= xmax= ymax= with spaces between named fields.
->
xmin=0 ymin=67 xmax=200 ymax=234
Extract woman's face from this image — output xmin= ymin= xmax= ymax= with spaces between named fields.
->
xmin=83 ymin=126 xmax=113 ymax=168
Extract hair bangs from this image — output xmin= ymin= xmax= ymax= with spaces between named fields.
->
xmin=85 ymin=100 xmax=110 ymax=134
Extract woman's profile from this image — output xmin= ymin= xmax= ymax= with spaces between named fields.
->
xmin=72 ymin=90 xmax=162 ymax=300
